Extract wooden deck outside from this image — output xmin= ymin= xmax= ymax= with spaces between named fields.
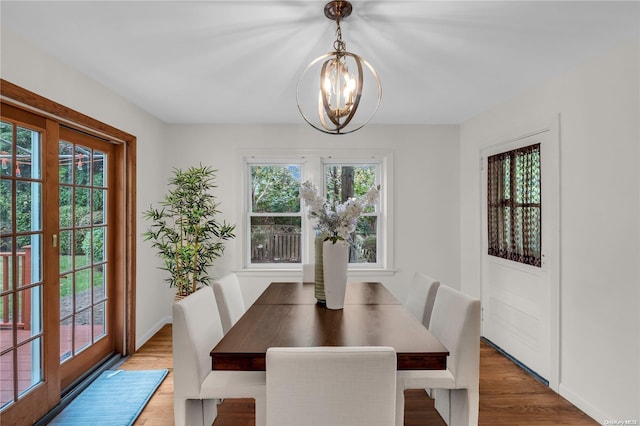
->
xmin=0 ymin=324 xmax=101 ymax=408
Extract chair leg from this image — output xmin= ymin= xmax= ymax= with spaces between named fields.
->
xmin=395 ymin=377 xmax=405 ymax=426
xmin=449 ymin=388 xmax=478 ymax=426
xmin=174 ymin=398 xmax=218 ymax=426
xmin=468 ymin=388 xmax=479 ymax=426
xmin=434 ymin=388 xmax=451 ymax=425
xmin=174 ymin=397 xmax=187 ymax=426
xmin=255 ymin=395 xmax=267 ymax=426
xmin=202 ymin=399 xmax=218 ymax=426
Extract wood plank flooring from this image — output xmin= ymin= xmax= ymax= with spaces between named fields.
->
xmin=120 ymin=324 xmax=598 ymax=425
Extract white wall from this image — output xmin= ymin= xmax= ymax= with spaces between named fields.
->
xmin=163 ymin=124 xmax=461 ymax=305
xmin=1 ymin=28 xmax=173 ymax=350
xmin=460 ymin=39 xmax=640 ymax=422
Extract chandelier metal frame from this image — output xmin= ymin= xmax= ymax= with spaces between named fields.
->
xmin=296 ymin=1 xmax=382 ymax=135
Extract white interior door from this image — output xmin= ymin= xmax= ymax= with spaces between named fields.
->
xmin=480 ymin=118 xmax=560 ymax=390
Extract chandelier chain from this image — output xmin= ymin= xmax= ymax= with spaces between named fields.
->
xmin=333 ymin=19 xmax=346 ymax=53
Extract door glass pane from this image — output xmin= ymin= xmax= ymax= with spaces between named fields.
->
xmin=20 ymin=235 xmax=42 ymax=286
xmin=16 ymin=127 xmax=41 ymax=179
xmin=59 ymin=231 xmax=73 ymax=274
xmin=59 ymin=141 xmax=73 ymax=184
xmin=0 ymin=294 xmax=13 ymax=352
xmin=60 ymin=317 xmax=72 ymax=363
xmin=74 ymin=309 xmax=91 ymax=353
xmin=0 ymin=180 xmax=11 ymax=230
xmin=0 ymin=238 xmax=13 ymax=293
xmin=93 ymin=302 xmax=106 ymax=341
xmin=15 ymin=182 xmax=42 ymax=233
xmin=16 ymin=286 xmax=42 ymax=345
xmin=0 ymin=120 xmax=43 ymax=408
xmin=74 ymin=187 xmax=90 ymax=227
xmin=74 ymin=145 xmax=90 ymax=186
xmin=75 ymin=228 xmax=90 ymax=268
xmin=75 ymin=269 xmax=91 ymax=311
xmin=93 ymin=266 xmax=106 ymax=302
xmin=93 ymin=227 xmax=105 ymax=263
xmin=59 ymin=186 xmax=72 ymax=228
xmin=17 ymin=338 xmax=42 ymax=397
xmin=0 ymin=122 xmax=13 ymax=177
xmin=93 ymin=150 xmax=106 ymax=187
xmin=0 ymin=351 xmax=14 ymax=408
xmin=59 ymin=274 xmax=72 ymax=319
xmin=93 ymin=189 xmax=106 ymax=225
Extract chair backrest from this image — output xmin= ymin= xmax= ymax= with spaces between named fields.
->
xmin=266 ymin=346 xmax=397 ymax=426
xmin=405 ymin=272 xmax=440 ymax=328
xmin=212 ymin=272 xmax=245 ymax=334
xmin=429 ymin=285 xmax=481 ymax=388
xmin=172 ymin=286 xmax=224 ymax=398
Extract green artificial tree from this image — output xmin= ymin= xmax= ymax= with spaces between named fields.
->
xmin=143 ymin=165 xmax=235 ymax=297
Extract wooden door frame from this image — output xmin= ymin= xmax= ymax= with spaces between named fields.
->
xmin=1 ymin=80 xmax=137 ymax=358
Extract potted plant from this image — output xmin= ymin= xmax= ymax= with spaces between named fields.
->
xmin=300 ymin=180 xmax=380 ymax=309
xmin=143 ymin=164 xmax=235 ymax=298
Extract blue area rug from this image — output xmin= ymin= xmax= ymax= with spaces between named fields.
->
xmin=49 ymin=369 xmax=168 ymax=425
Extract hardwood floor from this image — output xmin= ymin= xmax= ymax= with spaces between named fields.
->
xmin=121 ymin=324 xmax=597 ymax=425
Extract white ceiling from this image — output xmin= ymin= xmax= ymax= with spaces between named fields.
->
xmin=2 ymin=1 xmax=639 ymax=125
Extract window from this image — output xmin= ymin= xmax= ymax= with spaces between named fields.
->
xmin=323 ymin=163 xmax=379 ymax=264
xmin=244 ymin=152 xmax=388 ymax=269
xmin=487 ymin=143 xmax=541 ymax=267
xmin=248 ymin=164 xmax=303 ymax=264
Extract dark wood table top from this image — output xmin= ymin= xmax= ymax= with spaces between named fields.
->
xmin=211 ymin=282 xmax=449 ymax=371
xmin=253 ymin=281 xmax=402 ymax=305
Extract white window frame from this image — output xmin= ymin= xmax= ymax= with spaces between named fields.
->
xmin=245 ymin=159 xmax=305 ymax=270
xmin=238 ymin=149 xmax=393 ymax=273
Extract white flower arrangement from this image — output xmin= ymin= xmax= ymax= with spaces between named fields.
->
xmin=300 ymin=180 xmax=380 ymax=244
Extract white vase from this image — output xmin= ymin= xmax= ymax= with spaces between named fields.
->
xmin=322 ymin=240 xmax=349 ymax=310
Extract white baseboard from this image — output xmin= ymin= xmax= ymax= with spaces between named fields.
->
xmin=559 ymin=383 xmax=608 ymax=424
xmin=135 ymin=315 xmax=171 ymax=351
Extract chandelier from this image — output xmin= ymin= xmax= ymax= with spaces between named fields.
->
xmin=296 ymin=1 xmax=382 ymax=135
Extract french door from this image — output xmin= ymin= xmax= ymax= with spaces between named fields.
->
xmin=0 ymin=101 xmax=124 ymax=423
xmin=1 ymin=105 xmax=56 ymax=423
xmin=57 ymin=127 xmax=116 ymax=390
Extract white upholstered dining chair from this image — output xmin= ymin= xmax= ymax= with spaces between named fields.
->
xmin=212 ymin=272 xmax=246 ymax=335
xmin=266 ymin=346 xmax=397 ymax=426
xmin=172 ymin=286 xmax=266 ymax=426
xmin=405 ymin=272 xmax=440 ymax=329
xmin=405 ymin=272 xmax=441 ymax=400
xmin=397 ymin=285 xmax=481 ymax=426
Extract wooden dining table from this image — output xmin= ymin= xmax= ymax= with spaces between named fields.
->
xmin=210 ymin=281 xmax=449 ymax=371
